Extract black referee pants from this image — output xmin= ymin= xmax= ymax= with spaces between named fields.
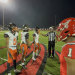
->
xmin=48 ymin=41 xmax=55 ymax=57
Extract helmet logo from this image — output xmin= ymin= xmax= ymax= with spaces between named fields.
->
xmin=62 ymin=20 xmax=71 ymax=28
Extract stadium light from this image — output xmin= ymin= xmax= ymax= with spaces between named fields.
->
xmin=0 ymin=0 xmax=8 ymax=29
xmin=0 ymin=0 xmax=8 ymax=3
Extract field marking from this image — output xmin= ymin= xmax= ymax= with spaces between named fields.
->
xmin=0 ymin=58 xmax=7 ymax=61
xmin=56 ymin=45 xmax=62 ymax=47
xmin=0 ymin=57 xmax=22 ymax=66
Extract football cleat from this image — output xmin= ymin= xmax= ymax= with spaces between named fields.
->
xmin=52 ymin=56 xmax=54 ymax=59
xmin=36 ymin=54 xmax=41 ymax=56
xmin=14 ymin=69 xmax=21 ymax=73
xmin=8 ymin=73 xmax=11 ymax=75
xmin=32 ymin=57 xmax=36 ymax=61
xmin=22 ymin=65 xmax=27 ymax=69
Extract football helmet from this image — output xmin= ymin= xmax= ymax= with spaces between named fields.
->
xmin=22 ymin=24 xmax=29 ymax=31
xmin=8 ymin=23 xmax=17 ymax=32
xmin=57 ymin=18 xmax=75 ymax=41
xmin=35 ymin=27 xmax=40 ymax=33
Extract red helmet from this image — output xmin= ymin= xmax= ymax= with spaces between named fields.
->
xmin=57 ymin=18 xmax=75 ymax=41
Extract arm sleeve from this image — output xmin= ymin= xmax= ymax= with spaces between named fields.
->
xmin=25 ymin=33 xmax=29 ymax=39
xmin=46 ymin=32 xmax=49 ymax=36
xmin=4 ymin=34 xmax=9 ymax=38
xmin=33 ymin=34 xmax=36 ymax=37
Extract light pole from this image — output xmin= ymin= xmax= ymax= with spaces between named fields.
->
xmin=0 ymin=0 xmax=8 ymax=29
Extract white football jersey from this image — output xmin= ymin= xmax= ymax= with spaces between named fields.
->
xmin=33 ymin=33 xmax=39 ymax=43
xmin=4 ymin=31 xmax=18 ymax=50
xmin=21 ymin=32 xmax=29 ymax=44
xmin=16 ymin=32 xmax=18 ymax=37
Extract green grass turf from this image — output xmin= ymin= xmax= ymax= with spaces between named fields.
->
xmin=0 ymin=31 xmax=65 ymax=75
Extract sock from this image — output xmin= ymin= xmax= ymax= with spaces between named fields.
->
xmin=36 ymin=50 xmax=38 ymax=55
xmin=7 ymin=63 xmax=10 ymax=73
xmin=13 ymin=60 xmax=16 ymax=70
xmin=22 ymin=63 xmax=24 ymax=66
xmin=32 ymin=52 xmax=35 ymax=58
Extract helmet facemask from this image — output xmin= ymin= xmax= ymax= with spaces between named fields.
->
xmin=12 ymin=27 xmax=18 ymax=33
xmin=35 ymin=27 xmax=40 ymax=33
xmin=8 ymin=23 xmax=17 ymax=33
xmin=22 ymin=25 xmax=29 ymax=32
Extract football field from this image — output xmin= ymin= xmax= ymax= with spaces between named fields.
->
xmin=0 ymin=31 xmax=65 ymax=75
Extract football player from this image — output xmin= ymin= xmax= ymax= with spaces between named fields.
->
xmin=57 ymin=18 xmax=75 ymax=75
xmin=20 ymin=24 xmax=31 ymax=69
xmin=32 ymin=27 xmax=40 ymax=61
xmin=4 ymin=23 xmax=21 ymax=75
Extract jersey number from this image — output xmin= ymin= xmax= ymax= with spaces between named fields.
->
xmin=68 ymin=48 xmax=72 ymax=57
xmin=13 ymin=38 xmax=16 ymax=45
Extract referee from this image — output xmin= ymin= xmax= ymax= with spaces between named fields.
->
xmin=40 ymin=27 xmax=57 ymax=58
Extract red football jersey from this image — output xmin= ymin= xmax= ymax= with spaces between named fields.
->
xmin=60 ymin=41 xmax=75 ymax=75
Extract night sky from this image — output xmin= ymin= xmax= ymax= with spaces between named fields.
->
xmin=0 ymin=0 xmax=75 ymax=28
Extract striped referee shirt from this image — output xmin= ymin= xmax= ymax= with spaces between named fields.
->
xmin=46 ymin=31 xmax=57 ymax=41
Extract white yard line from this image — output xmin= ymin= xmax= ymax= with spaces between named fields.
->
xmin=0 ymin=58 xmax=7 ymax=61
xmin=0 ymin=57 xmax=22 ymax=66
xmin=56 ymin=45 xmax=62 ymax=47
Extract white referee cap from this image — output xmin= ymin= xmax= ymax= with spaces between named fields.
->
xmin=49 ymin=27 xmax=53 ymax=29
